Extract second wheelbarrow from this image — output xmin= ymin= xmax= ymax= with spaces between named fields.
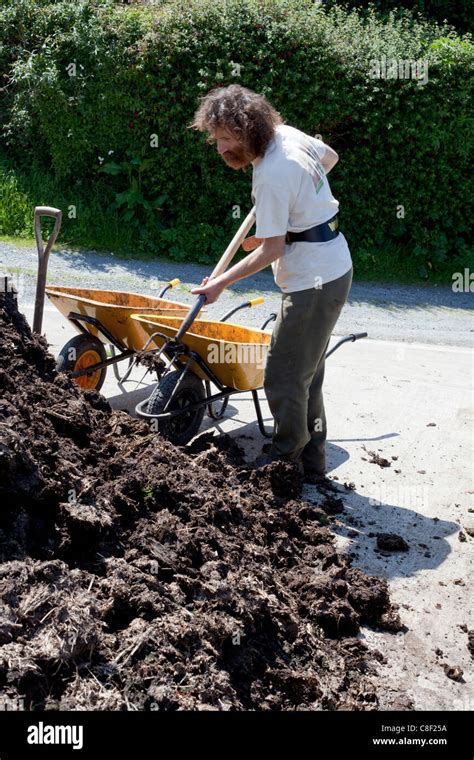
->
xmin=46 ymin=280 xmax=192 ymax=390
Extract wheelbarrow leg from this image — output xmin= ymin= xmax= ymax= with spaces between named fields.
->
xmin=109 ymin=344 xmax=135 ymax=383
xmin=252 ymin=389 xmax=273 ymax=438
xmin=110 ymin=345 xmax=121 ymax=380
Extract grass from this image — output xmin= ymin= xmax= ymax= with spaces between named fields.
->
xmin=0 ymin=235 xmax=37 ymax=248
xmin=0 ymin=151 xmax=138 ymax=256
xmin=352 ymin=248 xmax=464 ymax=288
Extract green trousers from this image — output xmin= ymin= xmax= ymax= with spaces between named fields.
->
xmin=263 ymin=267 xmax=353 ymax=473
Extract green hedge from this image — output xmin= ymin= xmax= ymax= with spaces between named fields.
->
xmin=323 ymin=0 xmax=474 ymax=32
xmin=0 ymin=0 xmax=473 ymax=278
xmin=324 ymin=0 xmax=474 ymax=35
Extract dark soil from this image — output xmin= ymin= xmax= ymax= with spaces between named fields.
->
xmin=365 ymin=450 xmax=391 ymax=468
xmin=376 ymin=534 xmax=410 ymax=552
xmin=0 ymin=295 xmax=403 ymax=711
xmin=443 ymin=665 xmax=464 ymax=683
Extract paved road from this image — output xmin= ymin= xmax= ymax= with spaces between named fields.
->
xmin=1 ymin=241 xmax=472 ymax=346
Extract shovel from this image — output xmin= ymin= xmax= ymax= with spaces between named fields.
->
xmin=33 ymin=206 xmax=62 ymax=333
xmin=174 ymin=206 xmax=256 ymax=342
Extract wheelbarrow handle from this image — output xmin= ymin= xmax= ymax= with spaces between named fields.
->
xmin=158 ymin=278 xmax=180 ymax=298
xmin=325 ymin=331 xmax=368 ymax=359
xmin=176 ymin=206 xmax=256 ymax=342
xmin=175 ymin=294 xmax=207 ymax=341
xmin=260 ymin=312 xmax=277 ymax=330
xmin=33 ymin=206 xmax=62 ymax=334
xmin=220 ymin=295 xmax=264 ymax=323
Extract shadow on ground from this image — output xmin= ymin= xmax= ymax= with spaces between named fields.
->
xmin=216 ymin=417 xmax=460 ymax=581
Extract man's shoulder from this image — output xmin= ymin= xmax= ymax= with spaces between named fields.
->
xmin=254 ymin=128 xmax=304 ymax=186
xmin=277 ymin=123 xmax=307 ymax=140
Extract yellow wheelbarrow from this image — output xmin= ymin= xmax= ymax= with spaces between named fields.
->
xmin=132 ymin=311 xmax=368 ymax=446
xmin=46 ymin=280 xmax=191 ymax=391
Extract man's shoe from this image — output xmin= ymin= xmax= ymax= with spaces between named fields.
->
xmin=303 ymin=466 xmax=326 ymax=485
xmin=304 ymin=473 xmax=326 ymax=486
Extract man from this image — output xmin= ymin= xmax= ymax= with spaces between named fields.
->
xmin=189 ymin=84 xmax=353 ymax=480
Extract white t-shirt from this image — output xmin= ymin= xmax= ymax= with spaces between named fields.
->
xmin=251 ymin=124 xmax=352 ymax=293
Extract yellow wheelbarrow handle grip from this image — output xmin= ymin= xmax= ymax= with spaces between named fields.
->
xmin=248 ymin=296 xmax=264 ymax=307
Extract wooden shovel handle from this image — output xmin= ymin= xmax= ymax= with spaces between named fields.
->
xmin=175 ymin=207 xmax=256 ymax=342
xmin=34 ymin=206 xmax=62 ymax=261
xmin=209 ymin=206 xmax=256 ymax=279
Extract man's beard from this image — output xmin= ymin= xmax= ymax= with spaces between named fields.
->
xmin=221 ymin=145 xmax=254 ymax=170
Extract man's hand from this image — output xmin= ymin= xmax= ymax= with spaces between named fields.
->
xmin=190 ymin=234 xmax=286 ymax=305
xmin=242 ymin=235 xmax=264 ymax=252
xmin=190 ymin=275 xmax=226 ymax=305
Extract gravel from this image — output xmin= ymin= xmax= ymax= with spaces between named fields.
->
xmin=1 ymin=241 xmax=472 ymax=346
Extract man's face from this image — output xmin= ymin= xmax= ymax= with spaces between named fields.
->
xmin=211 ymin=126 xmax=255 ymax=170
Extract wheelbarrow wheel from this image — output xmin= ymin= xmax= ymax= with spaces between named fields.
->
xmin=57 ymin=334 xmax=107 ymax=392
xmin=146 ymin=369 xmax=206 ymax=446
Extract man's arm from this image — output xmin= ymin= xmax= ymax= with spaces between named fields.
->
xmin=221 ymin=235 xmax=285 ymax=283
xmin=191 ymin=235 xmax=286 ymax=304
xmin=321 ymin=144 xmax=339 ymax=174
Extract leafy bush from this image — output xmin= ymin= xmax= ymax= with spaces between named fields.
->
xmin=323 ymin=0 xmax=473 ymax=35
xmin=0 ymin=0 xmax=472 ymax=279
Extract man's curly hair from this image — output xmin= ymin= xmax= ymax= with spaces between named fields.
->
xmin=189 ymin=84 xmax=284 ymax=159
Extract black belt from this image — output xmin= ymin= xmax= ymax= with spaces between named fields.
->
xmin=285 ymin=214 xmax=339 ymax=244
